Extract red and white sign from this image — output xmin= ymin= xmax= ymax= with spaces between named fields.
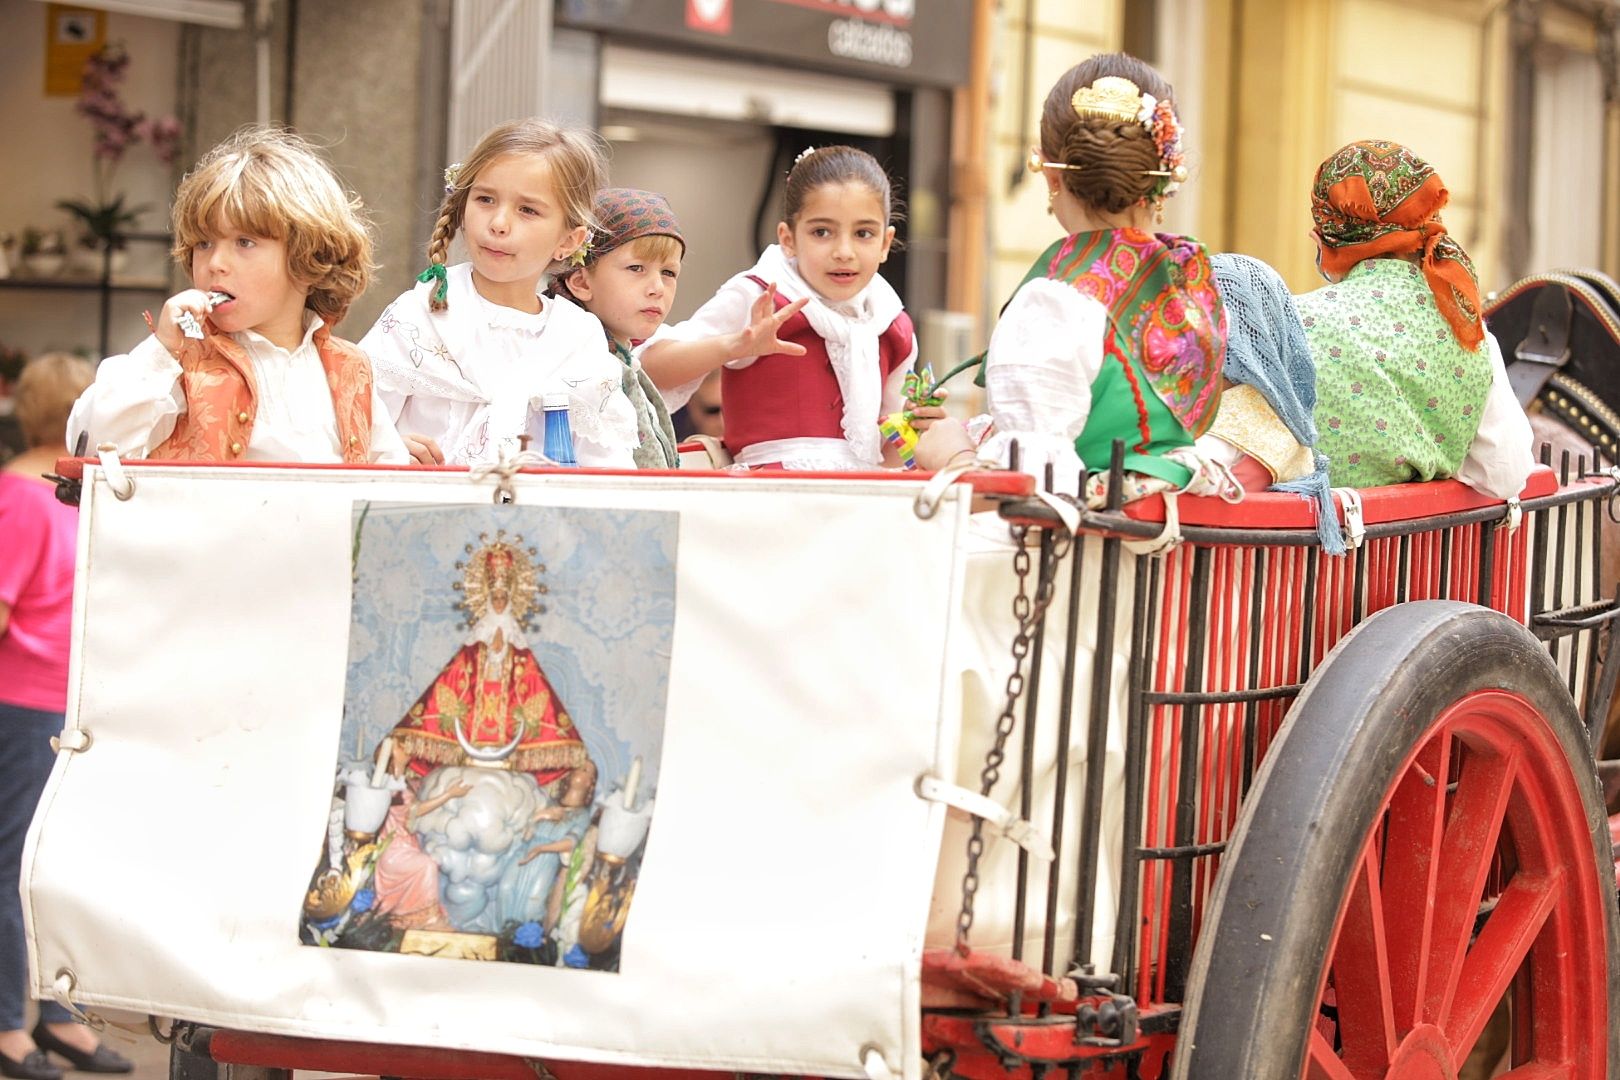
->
xmin=686 ymin=0 xmax=731 ymax=33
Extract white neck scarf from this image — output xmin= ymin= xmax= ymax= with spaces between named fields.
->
xmin=745 ymin=245 xmax=902 ymax=466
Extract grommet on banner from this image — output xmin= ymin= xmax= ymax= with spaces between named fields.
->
xmin=50 ymin=728 xmax=92 ymax=754
xmin=48 ymin=969 xmax=146 ymax=1040
xmin=51 ymin=970 xmax=104 ymax=1030
xmin=861 ymin=1045 xmax=897 ymax=1080
xmin=96 ymin=444 xmax=134 ymax=501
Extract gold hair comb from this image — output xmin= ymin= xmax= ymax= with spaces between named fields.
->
xmin=1071 ymin=76 xmax=1146 ymax=123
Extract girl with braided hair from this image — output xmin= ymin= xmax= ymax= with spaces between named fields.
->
xmin=919 ymin=53 xmax=1229 ymax=505
xmin=360 ymin=119 xmax=639 ymax=467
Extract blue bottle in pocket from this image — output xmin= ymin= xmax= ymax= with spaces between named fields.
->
xmin=541 ymin=393 xmax=577 ymax=466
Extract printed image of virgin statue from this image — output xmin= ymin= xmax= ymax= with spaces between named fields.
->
xmin=301 ymin=505 xmax=675 ymax=971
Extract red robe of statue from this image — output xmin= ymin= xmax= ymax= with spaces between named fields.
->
xmin=390 ymin=637 xmax=587 ymax=786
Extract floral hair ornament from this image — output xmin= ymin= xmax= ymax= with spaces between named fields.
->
xmin=417 ymin=262 xmax=450 ymax=306
xmin=792 ymin=146 xmax=818 ymax=169
xmin=443 ymin=161 xmax=463 ymax=196
xmin=566 ymin=234 xmax=593 ymax=269
xmin=1065 ymin=75 xmax=1189 ymax=196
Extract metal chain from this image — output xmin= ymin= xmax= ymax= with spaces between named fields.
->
xmin=955 ymin=522 xmax=1073 ymax=952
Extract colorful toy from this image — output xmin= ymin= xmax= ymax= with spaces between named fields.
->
xmin=881 ymin=365 xmax=944 ymax=470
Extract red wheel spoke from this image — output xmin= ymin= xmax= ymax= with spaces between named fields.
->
xmin=1305 ymin=1030 xmax=1357 ymax=1080
xmin=1423 ymin=745 xmax=1519 ymax=1026
xmin=1380 ymin=732 xmax=1451 ymax=1031
xmin=1446 ymin=871 xmax=1563 ymax=1064
xmin=1331 ymin=844 xmax=1396 ymax=1075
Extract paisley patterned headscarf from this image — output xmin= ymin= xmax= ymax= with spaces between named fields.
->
xmin=590 ymin=188 xmax=685 ymax=259
xmin=1310 ymin=140 xmax=1483 ymax=351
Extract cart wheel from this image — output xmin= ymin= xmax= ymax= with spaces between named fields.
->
xmin=1173 ymin=601 xmax=1619 ymax=1080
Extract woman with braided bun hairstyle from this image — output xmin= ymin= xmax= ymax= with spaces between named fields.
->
xmin=918 ymin=53 xmax=1229 ymax=505
xmin=359 ymin=119 xmax=639 ymax=467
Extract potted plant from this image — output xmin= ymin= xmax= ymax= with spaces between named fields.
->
xmin=62 ymin=194 xmax=142 ymax=276
xmin=21 ymin=228 xmax=68 ymax=278
xmin=57 ymin=43 xmax=180 ymax=273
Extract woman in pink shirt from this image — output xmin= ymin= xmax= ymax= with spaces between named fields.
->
xmin=0 ymin=354 xmax=131 ymax=1080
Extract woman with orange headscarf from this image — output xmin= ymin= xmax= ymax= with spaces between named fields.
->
xmin=1300 ymin=139 xmax=1531 ymax=497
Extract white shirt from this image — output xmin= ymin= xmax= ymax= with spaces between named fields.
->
xmin=362 ymin=263 xmax=638 ymax=468
xmin=978 ymin=278 xmax=1108 ymax=496
xmin=1453 ymin=333 xmax=1535 ymax=500
xmin=67 ymin=312 xmax=410 ymax=464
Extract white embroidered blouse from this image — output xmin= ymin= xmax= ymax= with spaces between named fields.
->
xmin=66 ymin=311 xmax=410 ymax=464
xmin=361 ymin=263 xmax=639 ymax=467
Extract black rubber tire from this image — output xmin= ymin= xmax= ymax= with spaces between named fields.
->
xmin=1170 ymin=600 xmax=1620 ymax=1079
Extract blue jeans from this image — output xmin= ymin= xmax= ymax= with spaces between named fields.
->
xmin=0 ymin=701 xmax=72 ymax=1030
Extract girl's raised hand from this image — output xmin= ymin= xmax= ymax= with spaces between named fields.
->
xmin=731 ymin=283 xmax=808 ymax=360
xmin=153 ymin=289 xmax=216 ymax=357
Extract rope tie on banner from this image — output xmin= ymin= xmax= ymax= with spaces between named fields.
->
xmin=861 ymin=1046 xmax=898 ymax=1080
xmin=467 ymin=447 xmax=554 ymax=504
xmin=914 ymin=456 xmax=987 ymax=520
xmin=95 ymin=444 xmax=134 ymax=501
xmin=1124 ymin=491 xmax=1183 ymax=557
xmin=1333 ymin=487 xmax=1366 ymax=550
xmin=916 ymin=775 xmax=1056 ymax=860
xmin=47 ymin=971 xmax=147 ymax=1041
xmin=1499 ymin=494 xmax=1523 ymax=533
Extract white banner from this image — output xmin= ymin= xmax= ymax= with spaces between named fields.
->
xmin=24 ymin=465 xmax=978 ymax=1079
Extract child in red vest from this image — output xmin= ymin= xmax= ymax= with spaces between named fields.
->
xmin=641 ymin=146 xmax=940 ymax=470
xmin=68 ymin=127 xmax=409 ymax=464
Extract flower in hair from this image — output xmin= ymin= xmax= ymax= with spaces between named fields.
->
xmin=443 ymin=161 xmax=463 ymax=196
xmin=1149 ymin=98 xmax=1188 ymax=196
xmin=567 ymin=235 xmax=593 ymax=268
xmin=793 ymin=146 xmax=818 ymax=168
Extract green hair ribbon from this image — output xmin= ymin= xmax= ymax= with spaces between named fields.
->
xmin=416 ymin=263 xmax=449 ymax=306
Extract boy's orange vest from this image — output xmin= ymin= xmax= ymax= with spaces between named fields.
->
xmin=149 ymin=321 xmax=374 ymax=463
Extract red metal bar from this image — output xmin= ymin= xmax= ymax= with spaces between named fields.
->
xmin=54 ymin=454 xmax=1040 ymax=496
xmin=1121 ymin=468 xmax=1559 ymax=529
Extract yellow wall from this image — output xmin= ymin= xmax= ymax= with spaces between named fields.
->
xmin=984 ymin=0 xmax=1121 ymax=322
xmin=1214 ymin=0 xmax=1501 ymax=291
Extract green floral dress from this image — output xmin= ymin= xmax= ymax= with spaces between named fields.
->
xmin=1297 ymin=259 xmax=1492 ymax=488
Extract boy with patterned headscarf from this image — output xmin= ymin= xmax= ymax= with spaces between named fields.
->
xmin=554 ymin=188 xmax=686 ymax=469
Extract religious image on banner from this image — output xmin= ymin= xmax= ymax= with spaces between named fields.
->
xmin=299 ymin=503 xmax=676 ymax=971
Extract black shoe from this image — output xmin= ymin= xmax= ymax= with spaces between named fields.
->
xmin=27 ymin=1027 xmax=130 ymax=1075
xmin=0 ymin=1048 xmax=61 ymax=1080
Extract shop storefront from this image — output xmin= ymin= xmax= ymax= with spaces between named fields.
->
xmin=549 ymin=0 xmax=971 ymax=323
